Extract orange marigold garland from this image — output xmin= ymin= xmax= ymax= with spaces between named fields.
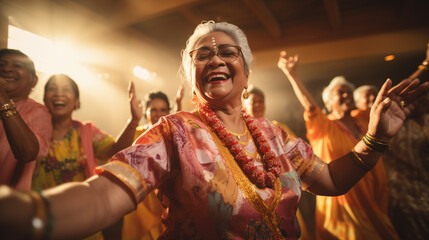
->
xmin=198 ymin=103 xmax=281 ymax=188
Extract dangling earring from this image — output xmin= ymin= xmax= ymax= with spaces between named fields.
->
xmin=192 ymin=91 xmax=199 ymax=104
xmin=243 ymin=88 xmax=249 ymax=99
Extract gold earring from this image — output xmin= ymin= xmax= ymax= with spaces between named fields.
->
xmin=192 ymin=92 xmax=199 ymax=104
xmin=243 ymin=88 xmax=249 ymax=99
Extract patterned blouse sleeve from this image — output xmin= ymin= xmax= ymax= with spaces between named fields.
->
xmin=95 ymin=117 xmax=175 ymax=205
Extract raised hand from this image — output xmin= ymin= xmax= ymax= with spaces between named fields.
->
xmin=128 ymin=81 xmax=143 ymax=122
xmin=277 ymin=51 xmax=299 ymax=75
xmin=175 ymin=83 xmax=185 ymax=112
xmin=176 ymin=83 xmax=185 ymax=103
xmin=368 ymin=78 xmax=429 ymax=140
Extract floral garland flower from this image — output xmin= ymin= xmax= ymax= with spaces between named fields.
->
xmin=198 ymin=103 xmax=282 ymax=188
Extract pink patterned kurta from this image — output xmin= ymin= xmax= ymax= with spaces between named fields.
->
xmin=97 ymin=112 xmax=325 ymax=239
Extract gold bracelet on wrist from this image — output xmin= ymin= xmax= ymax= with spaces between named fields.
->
xmin=362 ymin=133 xmax=390 ymax=152
xmin=350 ymin=149 xmax=371 ymax=171
xmin=422 ymin=61 xmax=428 ymax=66
xmin=0 ymin=109 xmax=17 ymax=119
xmin=30 ymin=191 xmax=47 ymax=240
xmin=0 ymin=99 xmax=15 ymax=112
xmin=40 ymin=192 xmax=53 ymax=240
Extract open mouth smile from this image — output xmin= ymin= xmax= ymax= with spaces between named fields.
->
xmin=206 ymin=73 xmax=230 ymax=83
xmin=52 ymin=100 xmax=67 ymax=108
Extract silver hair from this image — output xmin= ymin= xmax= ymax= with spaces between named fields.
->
xmin=322 ymin=76 xmax=355 ymax=111
xmin=180 ymin=21 xmax=253 ymax=86
xmin=353 ymin=85 xmax=378 ymax=102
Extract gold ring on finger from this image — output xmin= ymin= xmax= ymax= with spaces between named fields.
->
xmin=399 ymin=100 xmax=405 ymax=109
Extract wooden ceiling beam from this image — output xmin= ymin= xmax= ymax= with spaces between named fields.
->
xmin=241 ymin=0 xmax=282 ymax=39
xmin=178 ymin=7 xmax=204 ymax=26
xmin=111 ymin=0 xmax=201 ymax=29
xmin=323 ymin=0 xmax=341 ymax=30
xmin=54 ymin=0 xmax=167 ymax=47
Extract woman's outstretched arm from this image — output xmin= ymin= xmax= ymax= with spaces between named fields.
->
xmin=0 ymin=173 xmax=136 ymax=240
xmin=277 ymin=51 xmax=319 ymax=111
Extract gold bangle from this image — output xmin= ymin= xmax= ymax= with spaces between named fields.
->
xmin=419 ymin=64 xmax=428 ymax=70
xmin=30 ymin=191 xmax=47 ymax=240
xmin=422 ymin=61 xmax=428 ymax=66
xmin=363 ymin=133 xmax=390 ymax=152
xmin=0 ymin=99 xmax=15 ymax=112
xmin=365 ymin=133 xmax=389 ymax=145
xmin=0 ymin=109 xmax=17 ymax=119
xmin=350 ymin=149 xmax=371 ymax=171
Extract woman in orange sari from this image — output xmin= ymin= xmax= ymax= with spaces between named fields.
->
xmin=278 ymin=51 xmax=399 ymax=239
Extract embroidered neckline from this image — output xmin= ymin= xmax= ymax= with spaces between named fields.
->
xmin=197 ymin=103 xmax=281 ymax=188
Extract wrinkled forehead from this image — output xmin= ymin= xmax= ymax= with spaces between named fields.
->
xmin=0 ymin=54 xmax=35 ymax=73
xmin=194 ymin=31 xmax=237 ymax=49
xmin=333 ymin=84 xmax=352 ymax=93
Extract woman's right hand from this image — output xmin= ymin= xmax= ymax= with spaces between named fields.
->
xmin=277 ymin=51 xmax=299 ymax=75
xmin=128 ymin=81 xmax=143 ymax=123
xmin=368 ymin=78 xmax=429 ymax=140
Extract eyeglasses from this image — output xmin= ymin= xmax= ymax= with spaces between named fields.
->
xmin=189 ymin=45 xmax=242 ymax=65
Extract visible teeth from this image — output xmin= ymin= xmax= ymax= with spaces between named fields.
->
xmin=208 ymin=73 xmax=228 ymax=81
xmin=53 ymin=101 xmax=66 ymax=107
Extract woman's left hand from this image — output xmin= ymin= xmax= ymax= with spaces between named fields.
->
xmin=368 ymin=78 xmax=429 ymax=140
xmin=128 ymin=81 xmax=143 ymax=122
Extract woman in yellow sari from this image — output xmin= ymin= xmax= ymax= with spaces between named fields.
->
xmin=124 ymin=88 xmax=184 ymax=240
xmin=278 ymin=52 xmax=399 ymax=239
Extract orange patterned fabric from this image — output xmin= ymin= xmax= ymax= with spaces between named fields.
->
xmin=304 ymin=107 xmax=398 ymax=240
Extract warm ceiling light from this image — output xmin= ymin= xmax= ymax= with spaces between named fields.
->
xmin=384 ymin=55 xmax=395 ymax=61
xmin=133 ymin=66 xmax=150 ymax=80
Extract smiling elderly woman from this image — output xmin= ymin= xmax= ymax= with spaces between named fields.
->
xmin=0 ymin=49 xmax=52 ymax=190
xmin=0 ymin=21 xmax=428 ymax=240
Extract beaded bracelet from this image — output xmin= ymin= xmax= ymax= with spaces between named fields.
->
xmin=30 ymin=191 xmax=47 ymax=240
xmin=0 ymin=99 xmax=15 ymax=112
xmin=0 ymin=109 xmax=17 ymax=119
xmin=350 ymin=149 xmax=371 ymax=171
xmin=362 ymin=133 xmax=390 ymax=152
